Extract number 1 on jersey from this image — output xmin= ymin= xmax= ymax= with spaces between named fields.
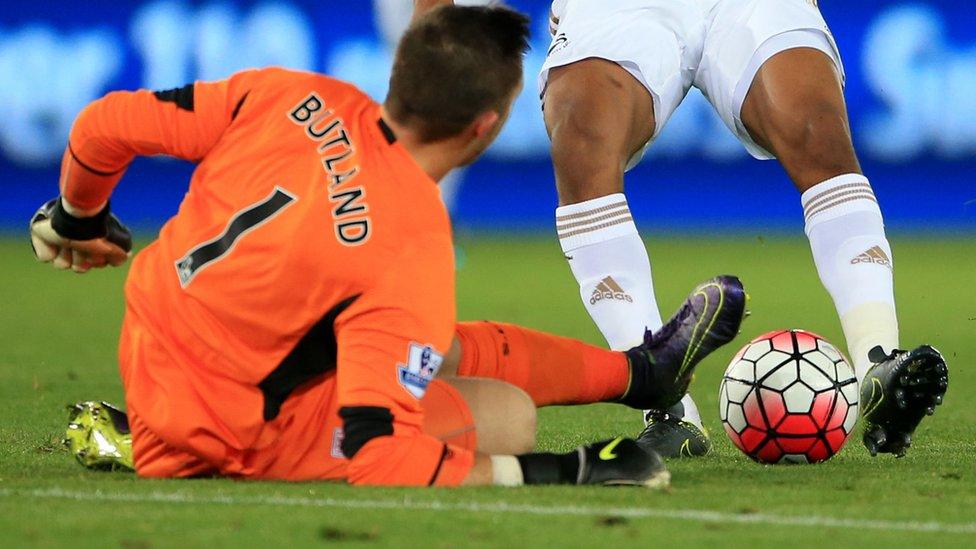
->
xmin=175 ymin=186 xmax=297 ymax=287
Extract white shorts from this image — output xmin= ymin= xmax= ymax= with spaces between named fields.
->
xmin=539 ymin=0 xmax=845 ymax=168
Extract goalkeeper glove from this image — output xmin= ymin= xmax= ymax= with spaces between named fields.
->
xmin=29 ymin=198 xmax=132 ymax=273
xmin=515 ymin=437 xmax=670 ymax=488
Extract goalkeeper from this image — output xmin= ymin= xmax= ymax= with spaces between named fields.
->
xmin=35 ymin=4 xmax=744 ymax=487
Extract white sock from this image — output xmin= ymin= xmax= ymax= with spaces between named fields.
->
xmin=802 ymin=174 xmax=899 ymax=381
xmin=556 ymin=195 xmax=704 ymax=423
xmin=556 ymin=194 xmax=663 ymax=350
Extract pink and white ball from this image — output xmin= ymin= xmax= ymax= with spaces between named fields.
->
xmin=719 ymin=329 xmax=859 ymax=464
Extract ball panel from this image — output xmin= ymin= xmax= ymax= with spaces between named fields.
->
xmin=761 ymin=359 xmax=799 ymax=390
xmin=835 ymin=357 xmax=855 ymax=376
xmin=840 ymin=380 xmax=859 ymax=406
xmin=727 ymin=401 xmax=748 ymax=433
xmin=724 ymin=422 xmax=743 ymax=448
xmin=793 ymin=331 xmax=820 ymax=354
xmin=752 ymin=330 xmax=789 ymax=342
xmin=799 ymin=361 xmax=834 ymax=391
xmin=740 ymin=427 xmax=766 ymax=453
xmin=817 ymin=339 xmax=845 ymax=363
xmin=803 ymin=352 xmax=838 ymax=383
xmin=783 ymin=382 xmax=815 ymax=413
xmin=769 ymin=331 xmax=796 ymax=353
xmin=726 ymin=358 xmax=757 ymax=382
xmin=843 ymin=402 xmax=859 ymax=433
xmin=777 ymin=436 xmax=818 ymax=454
xmin=755 ymin=440 xmax=784 ymax=463
xmin=730 ymin=344 xmax=749 ymax=363
xmin=825 ymin=428 xmax=850 ymax=452
xmin=723 ymin=377 xmax=754 ymax=403
xmin=742 ymin=391 xmax=768 ymax=430
xmin=776 ymin=414 xmax=817 ymax=435
xmin=807 ymin=440 xmax=832 ymax=462
xmin=757 ymin=389 xmax=786 ymax=427
xmin=742 ymin=339 xmax=773 ymax=361
xmin=826 ymin=396 xmax=849 ymax=430
xmin=811 ymin=391 xmax=837 ymax=429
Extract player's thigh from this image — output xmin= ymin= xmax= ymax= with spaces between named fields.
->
xmin=739 ymin=48 xmax=860 ymax=190
xmin=697 ymin=0 xmax=856 ymax=187
xmin=540 ymin=0 xmax=698 ymax=203
xmin=543 ymin=60 xmax=655 ymax=202
xmin=432 ymin=377 xmax=536 ymax=455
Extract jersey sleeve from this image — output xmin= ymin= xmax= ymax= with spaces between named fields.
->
xmin=334 ymin=235 xmax=473 ymax=486
xmin=60 ymin=70 xmax=257 ymax=210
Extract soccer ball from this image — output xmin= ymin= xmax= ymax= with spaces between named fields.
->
xmin=719 ymin=329 xmax=859 ymax=464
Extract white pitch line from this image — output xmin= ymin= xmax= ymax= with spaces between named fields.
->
xmin=2 ymin=487 xmax=975 ymax=535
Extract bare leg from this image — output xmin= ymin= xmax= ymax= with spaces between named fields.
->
xmin=543 ymin=59 xmax=711 ymax=457
xmin=544 ymin=58 xmax=655 ymax=204
xmin=543 ymin=58 xmax=666 ymax=350
xmin=739 ymin=47 xmax=898 ymax=381
xmin=442 ymin=377 xmax=536 ymax=455
xmin=740 ymin=47 xmax=860 ymax=192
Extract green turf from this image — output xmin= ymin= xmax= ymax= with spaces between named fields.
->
xmin=1 ymin=233 xmax=974 ymax=547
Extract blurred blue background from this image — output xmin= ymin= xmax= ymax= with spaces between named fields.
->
xmin=0 ymin=1 xmax=973 ymax=233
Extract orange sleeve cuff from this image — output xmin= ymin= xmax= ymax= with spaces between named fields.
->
xmin=59 ymin=147 xmax=124 ymax=211
xmin=429 ymin=444 xmax=475 ymax=486
xmin=345 ymin=434 xmax=474 ymax=487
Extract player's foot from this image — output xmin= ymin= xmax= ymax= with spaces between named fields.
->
xmin=620 ymin=275 xmax=747 ymax=410
xmin=63 ymin=401 xmax=134 ymax=470
xmin=578 ymin=437 xmax=670 ymax=489
xmin=860 ymin=345 xmax=948 ymax=457
xmin=637 ymin=403 xmax=712 ymax=458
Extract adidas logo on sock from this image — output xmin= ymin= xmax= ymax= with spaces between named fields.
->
xmin=851 ymin=246 xmax=892 ymax=268
xmin=590 ymin=276 xmax=634 ymax=305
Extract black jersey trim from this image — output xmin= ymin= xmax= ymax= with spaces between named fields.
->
xmin=154 ymin=83 xmax=195 ymax=111
xmin=258 ymin=294 xmax=360 ymax=421
xmin=427 ymin=443 xmax=450 ymax=486
xmin=231 ymin=92 xmax=250 ymax=120
xmin=377 ymin=118 xmax=397 ymax=144
xmin=338 ymin=406 xmax=395 ymax=458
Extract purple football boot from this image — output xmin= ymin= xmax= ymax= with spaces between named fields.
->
xmin=622 ymin=276 xmax=747 ymax=458
xmin=619 ymin=275 xmax=747 ymax=412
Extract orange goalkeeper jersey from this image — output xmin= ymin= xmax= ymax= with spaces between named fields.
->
xmin=62 ymin=67 xmax=472 ymax=485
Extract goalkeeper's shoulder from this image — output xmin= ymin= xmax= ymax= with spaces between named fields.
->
xmin=232 ymin=66 xmax=372 ymax=105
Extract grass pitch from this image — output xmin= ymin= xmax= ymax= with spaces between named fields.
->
xmin=1 ymin=233 xmax=974 ymax=547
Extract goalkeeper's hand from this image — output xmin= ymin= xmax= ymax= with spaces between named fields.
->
xmin=29 ymin=198 xmax=132 ymax=273
xmin=514 ymin=437 xmax=670 ymax=488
